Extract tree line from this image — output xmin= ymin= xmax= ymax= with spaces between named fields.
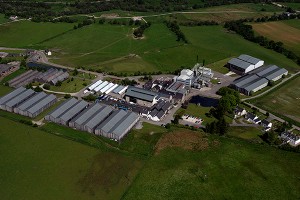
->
xmin=133 ymin=22 xmax=152 ymax=38
xmin=224 ymin=14 xmax=300 ymax=65
xmin=164 ymin=21 xmax=188 ymax=43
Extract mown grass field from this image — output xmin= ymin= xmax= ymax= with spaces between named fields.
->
xmin=252 ymin=19 xmax=300 ymax=56
xmin=0 ymin=19 xmax=299 ymax=73
xmin=227 ymin=126 xmax=263 ymax=143
xmin=250 ymin=76 xmax=300 ymax=123
xmin=0 ymin=117 xmax=143 ymax=200
xmin=49 ymin=77 xmax=91 ymax=93
xmin=123 ymin=131 xmax=300 ymax=200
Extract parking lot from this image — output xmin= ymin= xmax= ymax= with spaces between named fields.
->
xmin=182 ymin=114 xmax=203 ymax=125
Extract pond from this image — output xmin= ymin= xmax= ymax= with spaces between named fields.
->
xmin=189 ymin=95 xmax=219 ymax=107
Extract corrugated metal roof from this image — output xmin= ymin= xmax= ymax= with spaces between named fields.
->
xmin=84 ymin=106 xmax=113 ymax=129
xmin=156 ymin=110 xmax=165 ymax=119
xmin=0 ymin=87 xmax=26 ymax=105
xmin=257 ymin=65 xmax=288 ymax=80
xmin=111 ymin=112 xmax=139 ymax=137
xmin=97 ymin=109 xmax=127 ymax=133
xmin=27 ymin=94 xmax=56 ymax=114
xmin=238 ymin=54 xmax=262 ymax=65
xmin=100 ymin=82 xmax=114 ymax=93
xmin=48 ymin=98 xmax=78 ymax=118
xmin=228 ymin=58 xmax=252 ymax=70
xmin=256 ymin=65 xmax=278 ymax=77
xmin=88 ymin=80 xmax=102 ymax=90
xmin=71 ymin=103 xmax=103 ymax=126
xmin=125 ymin=86 xmax=158 ymax=102
xmin=17 ymin=92 xmax=47 ymax=111
xmin=59 ymin=100 xmax=88 ymax=122
xmin=105 ymin=84 xmax=119 ymax=94
xmin=243 ymin=77 xmax=268 ymax=92
xmin=8 ymin=70 xmax=33 ymax=84
xmin=94 ymin=81 xmax=108 ymax=92
xmin=233 ymin=74 xmax=259 ymax=88
xmin=113 ymin=85 xmax=124 ymax=93
xmin=5 ymin=89 xmax=35 ymax=108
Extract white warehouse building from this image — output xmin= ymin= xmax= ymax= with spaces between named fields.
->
xmin=228 ymin=54 xmax=264 ymax=75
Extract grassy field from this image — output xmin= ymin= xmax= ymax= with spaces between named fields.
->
xmin=123 ymin=130 xmax=300 ymax=200
xmin=249 ymin=76 xmax=300 ymax=123
xmin=227 ymin=126 xmax=263 ymax=143
xmin=0 ymin=20 xmax=298 ymax=73
xmin=0 ymin=21 xmax=74 ymax=48
xmin=0 ymin=117 xmax=143 ymax=200
xmin=252 ymin=19 xmax=300 ymax=56
xmin=0 ymin=85 xmax=12 ymax=96
xmin=49 ymin=77 xmax=91 ymax=93
xmin=281 ymin=2 xmax=300 ymax=10
xmin=0 ymin=14 xmax=9 ymax=24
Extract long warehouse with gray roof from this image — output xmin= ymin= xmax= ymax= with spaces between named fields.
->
xmin=232 ymin=65 xmax=288 ymax=95
xmin=45 ymin=98 xmax=139 ymax=141
xmin=228 ymin=54 xmax=264 ymax=75
xmin=0 ymin=88 xmax=57 ymax=117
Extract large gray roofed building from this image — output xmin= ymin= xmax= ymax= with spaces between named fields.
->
xmin=243 ymin=77 xmax=268 ymax=92
xmin=84 ymin=106 xmax=113 ymax=131
xmin=125 ymin=86 xmax=158 ymax=102
xmin=16 ymin=92 xmax=47 ymax=111
xmin=47 ymin=98 xmax=78 ymax=119
xmin=113 ymin=85 xmax=125 ymax=93
xmin=233 ymin=74 xmax=260 ymax=88
xmin=58 ymin=100 xmax=88 ymax=125
xmin=70 ymin=103 xmax=103 ymax=128
xmin=256 ymin=65 xmax=288 ymax=81
xmin=111 ymin=112 xmax=139 ymax=137
xmin=238 ymin=54 xmax=262 ymax=65
xmin=96 ymin=109 xmax=127 ymax=133
xmin=228 ymin=58 xmax=252 ymax=70
xmin=26 ymin=94 xmax=56 ymax=116
xmin=5 ymin=89 xmax=35 ymax=109
xmin=0 ymin=87 xmax=26 ymax=105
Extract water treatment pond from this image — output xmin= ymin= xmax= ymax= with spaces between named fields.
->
xmin=189 ymin=96 xmax=219 ymax=107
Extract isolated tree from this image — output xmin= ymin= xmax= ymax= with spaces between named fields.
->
xmin=43 ymin=83 xmax=50 ymax=90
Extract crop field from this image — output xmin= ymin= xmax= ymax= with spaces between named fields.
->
xmin=0 ymin=117 xmax=143 ymax=200
xmin=250 ymin=76 xmax=300 ymax=123
xmin=123 ymin=130 xmax=300 ymax=200
xmin=252 ymin=19 xmax=300 ymax=56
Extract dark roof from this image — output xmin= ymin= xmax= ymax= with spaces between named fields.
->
xmin=156 ymin=110 xmax=165 ymax=119
xmin=261 ymin=119 xmax=270 ymax=125
xmin=125 ymin=86 xmax=158 ymax=102
xmin=0 ymin=64 xmax=12 ymax=73
xmin=149 ymin=109 xmax=159 ymax=117
xmin=246 ymin=113 xmax=256 ymax=120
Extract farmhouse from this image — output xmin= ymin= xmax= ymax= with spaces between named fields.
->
xmin=228 ymin=54 xmax=264 ymax=75
xmin=281 ymin=131 xmax=300 ymax=146
xmin=232 ymin=74 xmax=269 ymax=95
xmin=125 ymin=86 xmax=158 ymax=107
xmin=234 ymin=106 xmax=247 ymax=118
xmin=245 ymin=113 xmax=261 ymax=124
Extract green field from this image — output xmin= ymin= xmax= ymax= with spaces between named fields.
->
xmin=0 ymin=20 xmax=298 ymax=73
xmin=0 ymin=85 xmax=12 ymax=96
xmin=0 ymin=21 xmax=74 ymax=47
xmin=49 ymin=77 xmax=91 ymax=93
xmin=250 ymin=76 xmax=300 ymax=123
xmin=0 ymin=14 xmax=9 ymax=24
xmin=123 ymin=131 xmax=300 ymax=200
xmin=0 ymin=117 xmax=143 ymax=200
xmin=227 ymin=126 xmax=263 ymax=143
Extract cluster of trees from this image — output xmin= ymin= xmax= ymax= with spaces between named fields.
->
xmin=82 ymin=94 xmax=97 ymax=102
xmin=74 ymin=19 xmax=95 ymax=29
xmin=224 ymin=18 xmax=300 ymax=65
xmin=164 ymin=21 xmax=188 ymax=43
xmin=205 ymin=118 xmax=229 ymax=136
xmin=133 ymin=22 xmax=151 ymax=38
xmin=255 ymin=11 xmax=300 ymax=23
xmin=205 ymin=87 xmax=240 ymax=135
xmin=179 ymin=20 xmax=219 ymax=27
xmin=120 ymin=78 xmax=137 ymax=86
xmin=53 ymin=17 xmax=78 ymax=23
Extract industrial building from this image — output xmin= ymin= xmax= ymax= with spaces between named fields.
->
xmin=94 ymin=110 xmax=139 ymax=141
xmin=46 ymin=98 xmax=139 ymax=141
xmin=147 ymin=100 xmax=171 ymax=121
xmin=8 ymin=68 xmax=69 ymax=87
xmin=254 ymin=65 xmax=288 ymax=81
xmin=45 ymin=98 xmax=78 ymax=123
xmin=228 ymin=54 xmax=264 ymax=75
xmin=0 ymin=88 xmax=57 ymax=118
xmin=231 ymin=65 xmax=288 ymax=95
xmin=174 ymin=69 xmax=195 ymax=86
xmin=125 ymin=86 xmax=158 ymax=107
xmin=0 ymin=63 xmax=19 ymax=78
xmin=231 ymin=74 xmax=269 ymax=95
